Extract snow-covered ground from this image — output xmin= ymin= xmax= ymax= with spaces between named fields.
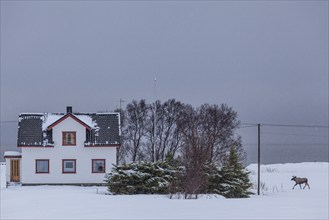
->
xmin=1 ymin=162 xmax=328 ymax=219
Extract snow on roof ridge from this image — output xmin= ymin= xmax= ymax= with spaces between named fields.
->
xmin=19 ymin=111 xmax=118 ymax=116
xmin=40 ymin=113 xmax=99 ymax=131
xmin=96 ymin=112 xmax=119 ymax=115
xmin=20 ymin=112 xmax=117 ymax=131
xmin=19 ymin=113 xmax=44 ymax=116
xmin=42 ymin=113 xmax=63 ymax=131
xmin=4 ymin=151 xmax=22 ymax=156
xmin=74 ymin=114 xmax=97 ymax=128
xmin=70 ymin=112 xmax=118 ymax=115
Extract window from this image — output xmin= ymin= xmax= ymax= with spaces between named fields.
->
xmin=62 ymin=132 xmax=76 ymax=146
xmin=36 ymin=160 xmax=49 ymax=173
xmin=92 ymin=159 xmax=105 ymax=173
xmin=62 ymin=159 xmax=76 ymax=173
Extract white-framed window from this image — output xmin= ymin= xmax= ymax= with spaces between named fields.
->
xmin=92 ymin=159 xmax=105 ymax=173
xmin=36 ymin=159 xmax=49 ymax=173
xmin=62 ymin=159 xmax=76 ymax=173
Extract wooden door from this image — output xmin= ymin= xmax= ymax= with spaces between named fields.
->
xmin=10 ymin=160 xmax=20 ymax=182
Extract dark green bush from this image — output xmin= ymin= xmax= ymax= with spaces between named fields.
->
xmin=105 ymin=161 xmax=177 ymax=194
xmin=106 ymin=154 xmax=253 ymax=198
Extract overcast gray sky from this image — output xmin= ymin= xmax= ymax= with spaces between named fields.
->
xmin=1 ymin=1 xmax=328 ymax=159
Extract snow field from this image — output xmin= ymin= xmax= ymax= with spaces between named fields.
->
xmin=1 ymin=162 xmax=328 ymax=219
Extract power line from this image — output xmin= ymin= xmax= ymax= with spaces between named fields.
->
xmin=261 ymin=131 xmax=329 ymax=138
xmin=241 ymin=123 xmax=328 ymax=128
xmin=263 ymin=123 xmax=328 ymax=128
xmin=240 ymin=123 xmax=258 ymax=126
xmin=243 ymin=142 xmax=328 ymax=149
xmin=0 ymin=121 xmax=17 ymax=124
xmin=238 ymin=125 xmax=258 ymax=129
xmin=2 ymin=0 xmax=328 ymax=2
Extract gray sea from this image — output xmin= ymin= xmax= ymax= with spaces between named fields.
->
xmin=244 ymin=143 xmax=329 ymax=165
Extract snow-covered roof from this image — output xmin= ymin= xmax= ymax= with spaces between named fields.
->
xmin=17 ymin=111 xmax=120 ymax=147
xmin=42 ymin=113 xmax=98 ymax=131
xmin=42 ymin=114 xmax=62 ymax=131
xmin=75 ymin=114 xmax=98 ymax=129
xmin=4 ymin=151 xmax=22 ymax=157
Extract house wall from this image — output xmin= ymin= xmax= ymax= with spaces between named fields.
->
xmin=21 ymin=117 xmax=117 ymax=184
xmin=5 ymin=158 xmax=10 ymax=182
xmin=0 ymin=162 xmax=6 ymax=189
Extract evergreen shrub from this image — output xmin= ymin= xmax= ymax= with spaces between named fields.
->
xmin=106 ymin=150 xmax=253 ymax=198
xmin=106 ymin=161 xmax=177 ymax=194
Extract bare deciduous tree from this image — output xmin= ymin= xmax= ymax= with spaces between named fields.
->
xmin=124 ymin=100 xmax=148 ymax=162
xmin=118 ymin=99 xmax=245 ymax=167
xmin=177 ymin=105 xmax=210 ymax=199
xmin=198 ymin=103 xmax=244 ymax=165
xmin=145 ymin=99 xmax=185 ymax=161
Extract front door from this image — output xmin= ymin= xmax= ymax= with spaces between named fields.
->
xmin=10 ymin=160 xmax=20 ymax=182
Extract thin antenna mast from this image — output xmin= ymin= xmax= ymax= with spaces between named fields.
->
xmin=153 ymin=77 xmax=157 ymax=162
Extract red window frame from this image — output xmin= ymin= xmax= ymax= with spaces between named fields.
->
xmin=62 ymin=159 xmax=77 ymax=174
xmin=92 ymin=159 xmax=106 ymax=173
xmin=35 ymin=159 xmax=49 ymax=174
xmin=62 ymin=131 xmax=76 ymax=146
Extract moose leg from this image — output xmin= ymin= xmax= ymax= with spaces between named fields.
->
xmin=299 ymin=184 xmax=302 ymax=189
xmin=292 ymin=183 xmax=298 ymax=189
xmin=305 ymin=182 xmax=310 ymax=189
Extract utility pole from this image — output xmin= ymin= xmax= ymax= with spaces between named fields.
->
xmin=257 ymin=123 xmax=261 ymax=195
xmin=153 ymin=77 xmax=157 ymax=162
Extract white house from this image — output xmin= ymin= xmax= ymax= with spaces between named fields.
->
xmin=5 ymin=106 xmax=120 ymax=185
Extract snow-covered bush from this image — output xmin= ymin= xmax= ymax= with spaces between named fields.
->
xmin=106 ymin=161 xmax=177 ymax=194
xmin=205 ymin=163 xmax=222 ymax=195
xmin=106 ymin=152 xmax=253 ymax=198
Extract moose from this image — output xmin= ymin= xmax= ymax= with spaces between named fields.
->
xmin=291 ymin=176 xmax=310 ymax=189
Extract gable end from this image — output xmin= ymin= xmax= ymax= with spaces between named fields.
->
xmin=47 ymin=114 xmax=91 ymax=130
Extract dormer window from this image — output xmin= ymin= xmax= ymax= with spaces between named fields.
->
xmin=62 ymin=132 xmax=76 ymax=146
xmin=86 ymin=129 xmax=91 ymax=143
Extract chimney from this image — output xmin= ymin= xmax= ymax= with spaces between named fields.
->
xmin=67 ymin=106 xmax=73 ymax=114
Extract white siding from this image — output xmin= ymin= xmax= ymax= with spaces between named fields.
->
xmin=5 ymin=159 xmax=10 ymax=182
xmin=0 ymin=163 xmax=6 ymax=189
xmin=21 ymin=116 xmax=117 ymax=184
